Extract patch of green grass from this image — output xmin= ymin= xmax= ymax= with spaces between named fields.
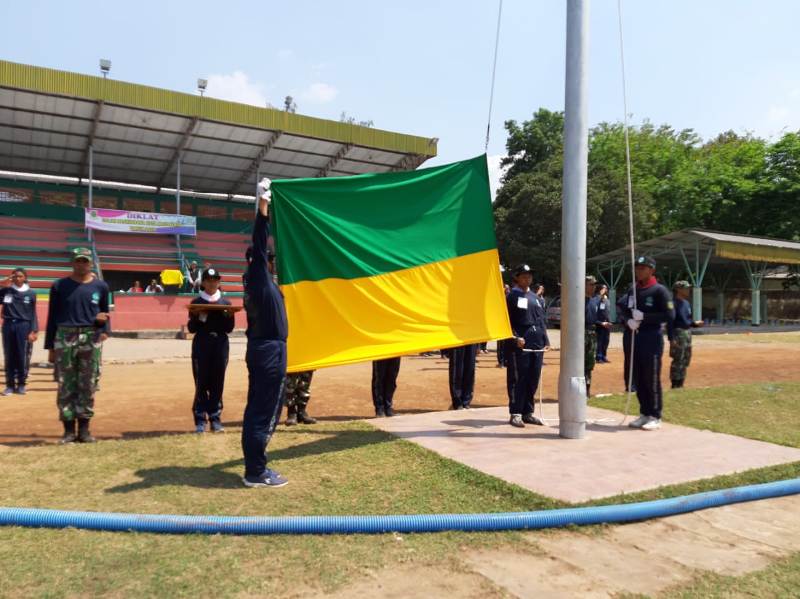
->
xmin=2 ymin=380 xmax=800 ymax=596
xmin=663 ymin=551 xmax=800 ymax=598
xmin=0 ymin=421 xmax=551 ymax=597
xmin=590 ymin=381 xmax=800 ymax=448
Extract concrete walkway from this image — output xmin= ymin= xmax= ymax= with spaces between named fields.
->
xmin=371 ymin=406 xmax=800 ymax=502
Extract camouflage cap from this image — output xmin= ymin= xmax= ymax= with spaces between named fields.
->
xmin=71 ymin=247 xmax=93 ymax=261
xmin=673 ymin=280 xmax=691 ymax=289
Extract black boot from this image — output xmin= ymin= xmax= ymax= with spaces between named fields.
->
xmin=297 ymin=410 xmax=317 ymax=424
xmin=77 ymin=418 xmax=96 ymax=443
xmin=671 ymin=380 xmax=683 ymax=389
xmin=60 ymin=420 xmax=77 ymax=444
xmin=285 ymin=406 xmax=298 ymax=426
xmin=586 ymin=383 xmax=591 ymax=398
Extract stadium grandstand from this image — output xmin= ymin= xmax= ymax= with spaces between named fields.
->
xmin=0 ymin=60 xmax=437 ymax=329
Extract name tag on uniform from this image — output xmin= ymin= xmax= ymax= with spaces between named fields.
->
xmin=3 ymin=295 xmax=12 ymax=304
xmin=627 ymin=296 xmax=635 ymax=308
xmin=517 ymin=297 xmax=528 ymax=310
xmin=600 ymin=302 xmax=606 ymax=309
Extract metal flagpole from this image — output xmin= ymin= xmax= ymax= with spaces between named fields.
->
xmin=558 ymin=0 xmax=590 ymax=439
xmin=87 ymin=145 xmax=94 ymax=242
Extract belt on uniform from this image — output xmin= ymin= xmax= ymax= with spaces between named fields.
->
xmin=58 ymin=325 xmax=96 ymax=331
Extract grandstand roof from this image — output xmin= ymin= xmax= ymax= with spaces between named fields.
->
xmin=0 ymin=60 xmax=437 ymax=197
xmin=589 ymin=229 xmax=800 ymax=270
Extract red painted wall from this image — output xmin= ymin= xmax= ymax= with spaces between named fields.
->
xmin=111 ymin=295 xmax=246 ymax=331
xmin=26 ymin=295 xmax=246 ymax=332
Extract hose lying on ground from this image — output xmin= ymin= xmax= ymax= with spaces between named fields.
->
xmin=1 ymin=478 xmax=798 ymax=536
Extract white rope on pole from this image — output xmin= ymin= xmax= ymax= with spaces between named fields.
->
xmin=617 ymin=0 xmax=638 ymax=424
xmin=484 ymin=0 xmax=504 ymax=152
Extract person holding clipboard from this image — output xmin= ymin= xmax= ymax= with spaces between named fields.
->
xmin=187 ymin=268 xmax=234 ymax=433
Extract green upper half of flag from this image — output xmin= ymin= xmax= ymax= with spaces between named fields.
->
xmin=271 ymin=154 xmax=497 ymax=285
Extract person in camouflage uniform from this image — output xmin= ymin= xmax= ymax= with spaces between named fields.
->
xmin=284 ymin=370 xmax=316 ymax=425
xmin=44 ymin=248 xmax=110 ymax=444
xmin=54 ymin=327 xmax=103 ymax=419
xmin=668 ymin=280 xmax=704 ymax=388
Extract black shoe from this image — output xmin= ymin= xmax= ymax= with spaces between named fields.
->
xmin=77 ymin=418 xmax=96 ymax=443
xmin=375 ymin=408 xmax=386 ymax=418
xmin=522 ymin=413 xmax=545 ymax=426
xmin=285 ymin=407 xmax=298 ymax=426
xmin=385 ymin=407 xmax=394 ymax=417
xmin=671 ymin=380 xmax=683 ymax=389
xmin=60 ymin=420 xmax=77 ymax=444
xmin=297 ymin=411 xmax=317 ymax=424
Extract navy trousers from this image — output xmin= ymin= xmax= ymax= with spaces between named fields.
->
xmin=371 ymin=357 xmax=401 ymax=412
xmin=622 ymin=329 xmax=635 ymax=392
xmin=448 ymin=344 xmax=478 ymax=408
xmin=191 ymin=333 xmax=229 ymax=424
xmin=506 ymin=345 xmax=544 ymax=415
xmin=633 ymin=329 xmax=664 ymax=419
xmin=3 ymin=320 xmax=32 ymax=388
xmin=241 ymin=339 xmax=286 ymax=477
xmin=595 ymin=325 xmax=610 ymax=360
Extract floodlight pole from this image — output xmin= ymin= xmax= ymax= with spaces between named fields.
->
xmin=558 ymin=0 xmax=590 ymax=440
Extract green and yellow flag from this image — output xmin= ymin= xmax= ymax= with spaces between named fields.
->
xmin=272 ymin=154 xmax=511 ymax=372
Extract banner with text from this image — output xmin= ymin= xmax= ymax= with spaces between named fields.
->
xmin=85 ymin=208 xmax=196 ymax=236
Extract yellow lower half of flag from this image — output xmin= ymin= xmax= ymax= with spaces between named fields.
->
xmin=282 ymin=248 xmax=511 ymax=372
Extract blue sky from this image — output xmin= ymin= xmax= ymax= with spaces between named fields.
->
xmin=4 ymin=0 xmax=800 ymax=194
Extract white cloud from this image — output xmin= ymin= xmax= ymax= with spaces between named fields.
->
xmin=205 ymin=71 xmax=268 ymax=107
xmin=487 ymin=154 xmax=508 ymax=201
xmin=301 ymin=82 xmax=339 ymax=104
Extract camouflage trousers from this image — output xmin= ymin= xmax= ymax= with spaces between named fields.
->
xmin=284 ymin=370 xmax=314 ymax=412
xmin=584 ymin=328 xmax=597 ymax=386
xmin=54 ymin=327 xmax=103 ymax=421
xmin=669 ymin=329 xmax=692 ymax=384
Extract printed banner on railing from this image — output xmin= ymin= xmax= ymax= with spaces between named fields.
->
xmin=84 ymin=208 xmax=196 ymax=236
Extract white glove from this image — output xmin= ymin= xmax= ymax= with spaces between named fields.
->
xmin=627 ymin=318 xmax=641 ymax=331
xmin=257 ymin=178 xmax=272 ymax=202
xmin=632 ymin=309 xmax=644 ymax=321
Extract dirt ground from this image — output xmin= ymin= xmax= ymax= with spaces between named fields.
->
xmin=1 ymin=333 xmax=799 ymax=446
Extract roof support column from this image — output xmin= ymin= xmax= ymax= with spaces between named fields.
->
xmin=596 ymin=259 xmax=625 ymax=322
xmin=743 ymin=261 xmax=766 ymax=326
xmin=679 ymin=242 xmax=713 ymax=321
xmin=175 ymin=151 xmax=182 ymax=264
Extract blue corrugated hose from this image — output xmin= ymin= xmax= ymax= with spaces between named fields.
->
xmin=1 ymin=478 xmax=798 ymax=536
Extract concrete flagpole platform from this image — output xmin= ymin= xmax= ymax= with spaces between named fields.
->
xmin=369 ymin=406 xmax=800 ymax=503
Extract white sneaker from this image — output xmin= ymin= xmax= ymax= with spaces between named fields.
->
xmin=628 ymin=415 xmax=648 ymax=429
xmin=641 ymin=417 xmax=662 ymax=431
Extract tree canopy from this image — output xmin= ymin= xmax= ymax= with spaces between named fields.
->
xmin=493 ymin=108 xmax=800 ymax=288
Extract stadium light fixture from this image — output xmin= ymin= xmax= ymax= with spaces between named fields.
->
xmin=197 ymin=78 xmax=208 ymax=96
xmin=99 ymin=59 xmax=112 ymax=78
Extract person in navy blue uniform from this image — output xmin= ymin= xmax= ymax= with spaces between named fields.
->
xmin=187 ymin=268 xmax=234 ymax=433
xmin=372 ymin=356 xmax=401 ymax=416
xmin=505 ymin=264 xmax=549 ymax=428
xmin=618 ymin=256 xmax=675 ymax=431
xmin=447 ymin=343 xmax=479 ymax=409
xmin=241 ymin=179 xmax=289 ymax=488
xmin=594 ymin=284 xmax=612 ymax=363
xmin=1 ymin=268 xmax=39 ymax=395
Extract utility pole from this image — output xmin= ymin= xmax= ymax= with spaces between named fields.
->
xmin=558 ymin=0 xmax=590 ymax=439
